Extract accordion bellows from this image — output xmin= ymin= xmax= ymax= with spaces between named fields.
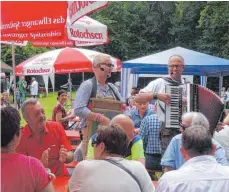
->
xmin=165 ymin=84 xmax=224 ymax=134
xmin=197 ymin=84 xmax=224 ymax=134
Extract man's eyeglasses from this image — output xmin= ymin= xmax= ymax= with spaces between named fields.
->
xmin=100 ymin=63 xmax=114 ymax=68
xmin=179 ymin=122 xmax=189 ymax=130
xmin=168 ymin=64 xmax=184 ymax=69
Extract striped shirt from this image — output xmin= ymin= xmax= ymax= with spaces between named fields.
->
xmin=74 ymin=79 xmax=123 ymax=129
xmin=139 ymin=114 xmax=161 ymax=154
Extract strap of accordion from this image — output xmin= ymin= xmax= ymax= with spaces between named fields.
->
xmin=107 ymin=83 xmax=121 ymax=101
xmin=91 ymin=76 xmax=97 ymax=98
xmin=162 ymin=77 xmax=183 ymax=86
xmin=86 ymin=76 xmax=97 ymax=106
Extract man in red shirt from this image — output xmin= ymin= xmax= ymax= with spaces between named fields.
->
xmin=16 ymin=98 xmax=73 ymax=176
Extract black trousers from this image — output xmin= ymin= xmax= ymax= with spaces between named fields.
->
xmin=160 ymin=122 xmax=180 ymax=155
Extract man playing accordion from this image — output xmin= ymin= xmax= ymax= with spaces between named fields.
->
xmin=135 ymin=55 xmax=186 ymax=154
xmin=74 ymin=54 xmax=123 ymax=160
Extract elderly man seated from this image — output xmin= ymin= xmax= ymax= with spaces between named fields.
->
xmin=16 ymin=98 xmax=74 ymax=176
xmin=157 ymin=125 xmax=229 ymax=192
xmin=83 ymin=114 xmax=145 ymax=165
xmin=69 ymin=124 xmax=155 ymax=192
xmin=161 ymin=112 xmax=228 ymax=172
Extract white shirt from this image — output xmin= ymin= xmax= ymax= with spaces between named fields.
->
xmin=156 ymin=155 xmax=229 ymax=192
xmin=69 ymin=158 xmax=155 ymax=192
xmin=30 ymin=80 xmax=38 ymax=95
xmin=140 ymin=78 xmax=185 ymax=122
xmin=214 ymin=125 xmax=229 ymax=162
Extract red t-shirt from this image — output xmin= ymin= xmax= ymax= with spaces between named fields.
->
xmin=16 ymin=121 xmax=73 ymax=176
xmin=1 ymin=153 xmax=50 ymax=192
xmin=52 ymin=103 xmax=68 ymax=130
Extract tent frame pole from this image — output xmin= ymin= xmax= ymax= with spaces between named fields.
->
xmin=12 ymin=42 xmax=17 ymax=109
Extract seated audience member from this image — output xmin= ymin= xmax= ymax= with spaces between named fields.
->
xmin=126 ymin=95 xmax=137 ymax=111
xmin=224 ymin=113 xmax=229 ymax=125
xmin=157 ymin=125 xmax=229 ymax=192
xmin=52 ymin=90 xmax=74 ymax=130
xmin=161 ymin=112 xmax=228 ymax=172
xmin=139 ymin=114 xmax=161 ymax=171
xmin=214 ymin=124 xmax=229 ymax=163
xmin=84 ymin=114 xmax=145 ymax=165
xmin=69 ymin=125 xmax=155 ymax=192
xmin=126 ymin=87 xmax=139 ymax=106
xmin=1 ymin=92 xmax=10 ymax=108
xmin=125 ymin=97 xmax=154 ymax=129
xmin=1 ymin=106 xmax=55 ymax=192
xmin=16 ymin=98 xmax=74 ymax=176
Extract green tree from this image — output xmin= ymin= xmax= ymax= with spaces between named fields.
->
xmin=1 ymin=42 xmax=53 ymax=66
xmin=197 ymin=1 xmax=229 ymax=59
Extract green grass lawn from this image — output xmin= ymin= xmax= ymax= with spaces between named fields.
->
xmin=10 ymin=92 xmax=76 ymax=127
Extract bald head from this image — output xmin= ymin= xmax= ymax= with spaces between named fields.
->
xmin=110 ymin=114 xmax=135 ymax=141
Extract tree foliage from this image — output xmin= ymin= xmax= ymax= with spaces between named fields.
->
xmin=1 ymin=1 xmax=229 ymax=87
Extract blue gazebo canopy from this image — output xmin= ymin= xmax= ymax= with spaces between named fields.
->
xmin=122 ymin=46 xmax=229 ymax=77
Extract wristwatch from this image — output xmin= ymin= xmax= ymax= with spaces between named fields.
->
xmin=153 ymin=93 xmax=158 ymax=100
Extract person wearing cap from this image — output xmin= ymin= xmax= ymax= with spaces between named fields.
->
xmin=52 ymin=90 xmax=75 ymax=130
xmin=161 ymin=112 xmax=228 ymax=172
xmin=30 ymin=77 xmax=39 ymax=98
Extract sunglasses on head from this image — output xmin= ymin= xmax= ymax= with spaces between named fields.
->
xmin=91 ymin=135 xmax=101 ymax=147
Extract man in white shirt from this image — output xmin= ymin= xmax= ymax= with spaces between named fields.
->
xmin=214 ymin=125 xmax=229 ymax=163
xmin=135 ymin=55 xmax=186 ymax=154
xmin=156 ymin=125 xmax=229 ymax=192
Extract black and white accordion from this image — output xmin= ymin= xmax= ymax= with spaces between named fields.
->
xmin=165 ymin=84 xmax=224 ymax=133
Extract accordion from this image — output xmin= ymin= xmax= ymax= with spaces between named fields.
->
xmin=165 ymin=84 xmax=224 ymax=134
xmin=82 ymin=98 xmax=123 ymax=159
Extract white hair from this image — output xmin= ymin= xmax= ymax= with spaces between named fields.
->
xmin=92 ymin=54 xmax=111 ymax=68
xmin=182 ymin=112 xmax=210 ymax=130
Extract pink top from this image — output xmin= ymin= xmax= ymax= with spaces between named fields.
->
xmin=1 ymin=153 xmax=50 ymax=192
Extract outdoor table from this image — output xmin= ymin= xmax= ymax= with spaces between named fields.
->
xmin=53 ymin=176 xmax=158 ymax=191
xmin=65 ymin=130 xmax=80 ymax=141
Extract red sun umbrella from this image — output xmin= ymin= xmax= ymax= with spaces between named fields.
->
xmin=1 ymin=1 xmax=109 ymax=41
xmin=16 ymin=47 xmax=121 ymax=76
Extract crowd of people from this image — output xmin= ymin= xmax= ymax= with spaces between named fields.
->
xmin=0 ymin=74 xmax=39 ymax=109
xmin=1 ymin=54 xmax=229 ymax=192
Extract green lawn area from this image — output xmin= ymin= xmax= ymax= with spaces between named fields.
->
xmin=11 ymin=92 xmax=76 ymax=127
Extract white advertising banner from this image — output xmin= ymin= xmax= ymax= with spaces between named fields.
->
xmin=67 ymin=1 xmax=109 ymax=24
xmin=67 ymin=16 xmax=108 ymax=42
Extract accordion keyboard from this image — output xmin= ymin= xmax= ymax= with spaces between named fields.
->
xmin=165 ymin=86 xmax=183 ymax=128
